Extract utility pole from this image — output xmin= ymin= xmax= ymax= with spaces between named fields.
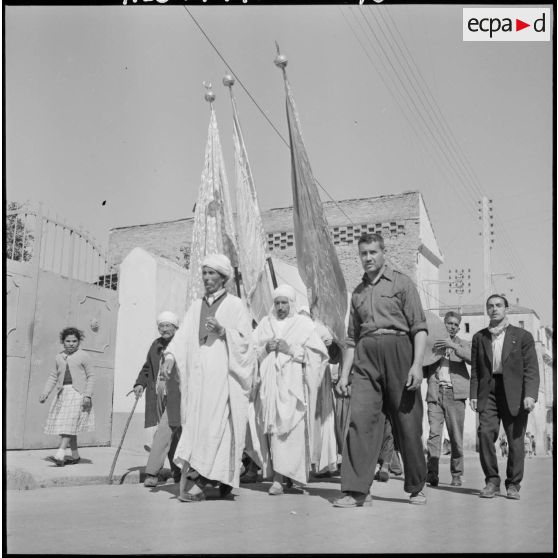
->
xmin=479 ymin=196 xmax=494 ymax=321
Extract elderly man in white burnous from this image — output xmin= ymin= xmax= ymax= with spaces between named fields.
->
xmin=251 ymin=284 xmax=329 ymax=495
xmin=160 ymin=254 xmax=256 ymax=502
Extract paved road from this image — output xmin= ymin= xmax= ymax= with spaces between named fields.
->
xmin=6 ymin=455 xmax=554 ymax=554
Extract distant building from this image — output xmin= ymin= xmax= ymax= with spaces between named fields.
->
xmin=108 ymin=190 xmax=444 ymax=305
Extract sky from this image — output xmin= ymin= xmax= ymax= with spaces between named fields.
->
xmin=4 ymin=3 xmax=554 ymax=324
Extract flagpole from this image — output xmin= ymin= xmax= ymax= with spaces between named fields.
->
xmin=266 ymin=257 xmax=278 ymax=289
xmin=233 ymin=266 xmax=242 ymax=297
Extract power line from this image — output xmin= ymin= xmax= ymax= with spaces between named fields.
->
xmin=183 ymin=6 xmax=356 ymax=226
xmin=350 ymin=6 xmax=549 ymax=318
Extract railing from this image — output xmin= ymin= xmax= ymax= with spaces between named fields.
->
xmin=6 ymin=203 xmax=117 ymax=290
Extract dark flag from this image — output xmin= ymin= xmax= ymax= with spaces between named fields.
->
xmin=275 ymin=47 xmax=348 ymax=345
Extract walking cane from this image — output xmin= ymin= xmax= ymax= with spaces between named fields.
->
xmin=108 ymin=390 xmax=139 ymax=485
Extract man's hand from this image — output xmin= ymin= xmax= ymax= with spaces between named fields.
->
xmin=133 ymin=385 xmax=144 ymax=399
xmin=432 ymin=339 xmax=456 ymax=352
xmin=81 ymin=396 xmax=92 ymax=412
xmin=205 ymin=317 xmax=225 ymax=337
xmin=39 ymin=393 xmax=48 ymax=403
xmin=266 ymin=339 xmax=278 ymax=353
xmin=276 ymin=339 xmax=291 ymax=355
xmin=470 ymin=399 xmax=478 ymax=412
xmin=405 ymin=363 xmax=423 ymax=391
xmin=523 ymin=397 xmax=536 ymax=412
xmin=335 ymin=376 xmax=350 ymax=397
xmin=159 ymin=354 xmax=175 ymax=380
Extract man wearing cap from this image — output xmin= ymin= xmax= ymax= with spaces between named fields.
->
xmin=470 ymin=294 xmax=539 ymax=500
xmin=133 ymin=311 xmax=182 ymax=487
xmin=161 ymin=254 xmax=256 ymax=502
xmin=250 ymin=285 xmax=329 ymax=495
xmin=333 ymin=233 xmax=428 ymax=507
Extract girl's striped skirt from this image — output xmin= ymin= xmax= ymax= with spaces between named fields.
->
xmin=44 ymin=385 xmax=95 ymax=436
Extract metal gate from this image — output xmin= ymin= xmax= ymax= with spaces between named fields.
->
xmin=6 ymin=204 xmax=119 ymax=449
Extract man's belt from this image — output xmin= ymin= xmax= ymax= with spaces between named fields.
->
xmin=366 ymin=329 xmax=408 ymax=337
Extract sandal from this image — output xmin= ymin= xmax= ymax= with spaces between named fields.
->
xmin=178 ymin=492 xmax=206 ymax=502
xmin=65 ymin=457 xmax=81 ymax=465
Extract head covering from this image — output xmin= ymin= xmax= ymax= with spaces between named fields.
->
xmin=271 ymin=284 xmax=297 ymax=319
xmin=156 ymin=311 xmax=179 ymax=327
xmin=273 ymin=284 xmax=296 ymax=302
xmin=202 ymin=254 xmax=233 ymax=280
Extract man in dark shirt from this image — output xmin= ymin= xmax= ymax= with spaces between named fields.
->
xmin=133 ymin=311 xmax=182 ymax=488
xmin=333 ymin=233 xmax=428 ymax=507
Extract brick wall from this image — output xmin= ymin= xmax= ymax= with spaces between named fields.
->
xmin=108 ymin=191 xmax=425 ymax=286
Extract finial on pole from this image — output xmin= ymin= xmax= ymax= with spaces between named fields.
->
xmin=203 ymin=81 xmax=215 ymax=103
xmin=223 ymin=74 xmax=235 ymax=88
xmin=274 ymin=41 xmax=288 ymax=69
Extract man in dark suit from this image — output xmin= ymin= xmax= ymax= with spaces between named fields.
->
xmin=134 ymin=311 xmax=182 ymax=487
xmin=470 ymin=294 xmax=539 ymax=500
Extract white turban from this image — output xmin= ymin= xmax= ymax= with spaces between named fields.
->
xmin=202 ymin=254 xmax=233 ymax=280
xmin=156 ymin=311 xmax=179 ymax=327
xmin=273 ymin=284 xmax=297 ymax=302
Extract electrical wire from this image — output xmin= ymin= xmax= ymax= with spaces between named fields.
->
xmin=183 ymin=6 xmax=356 ymax=226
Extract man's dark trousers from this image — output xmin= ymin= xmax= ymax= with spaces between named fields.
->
xmin=478 ymin=375 xmax=528 ymax=489
xmin=341 ymin=335 xmax=426 ymax=494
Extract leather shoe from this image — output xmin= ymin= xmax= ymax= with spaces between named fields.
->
xmin=219 ymin=483 xmax=233 ymax=498
xmin=47 ymin=455 xmax=65 ymax=467
xmin=409 ymin=491 xmax=427 ymax=505
xmin=479 ymin=483 xmax=500 ymax=498
xmin=506 ymin=485 xmax=520 ymax=500
xmin=426 ymin=473 xmax=438 ymax=487
xmin=450 ymin=476 xmax=462 ymax=487
xmin=374 ymin=469 xmax=390 ymax=482
xmin=143 ymin=475 xmax=159 ymax=488
xmin=239 ymin=470 xmax=260 ymax=484
xmin=332 ymin=492 xmax=372 ymax=508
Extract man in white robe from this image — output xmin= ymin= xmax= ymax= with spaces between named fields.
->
xmin=251 ymin=285 xmax=329 ymax=495
xmin=298 ymin=306 xmax=338 ymax=477
xmin=161 ymin=254 xmax=256 ymax=502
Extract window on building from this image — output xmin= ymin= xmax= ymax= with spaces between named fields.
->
xmin=519 ymin=321 xmax=525 ymax=329
xmin=465 ymin=323 xmax=470 ymax=333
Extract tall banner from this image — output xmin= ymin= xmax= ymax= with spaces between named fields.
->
xmin=186 ymin=88 xmax=239 ymax=309
xmin=225 ymin=76 xmax=273 ymax=322
xmin=275 ymin=50 xmax=348 ymax=345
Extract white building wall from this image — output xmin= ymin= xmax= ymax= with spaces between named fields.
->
xmin=111 ymin=247 xmax=188 ymax=451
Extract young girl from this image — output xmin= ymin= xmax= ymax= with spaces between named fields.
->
xmin=39 ymin=327 xmax=95 ymax=466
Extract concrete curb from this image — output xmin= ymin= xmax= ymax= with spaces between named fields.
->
xmin=5 ymin=448 xmax=151 ymax=491
xmin=6 ymin=468 xmax=142 ymax=491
